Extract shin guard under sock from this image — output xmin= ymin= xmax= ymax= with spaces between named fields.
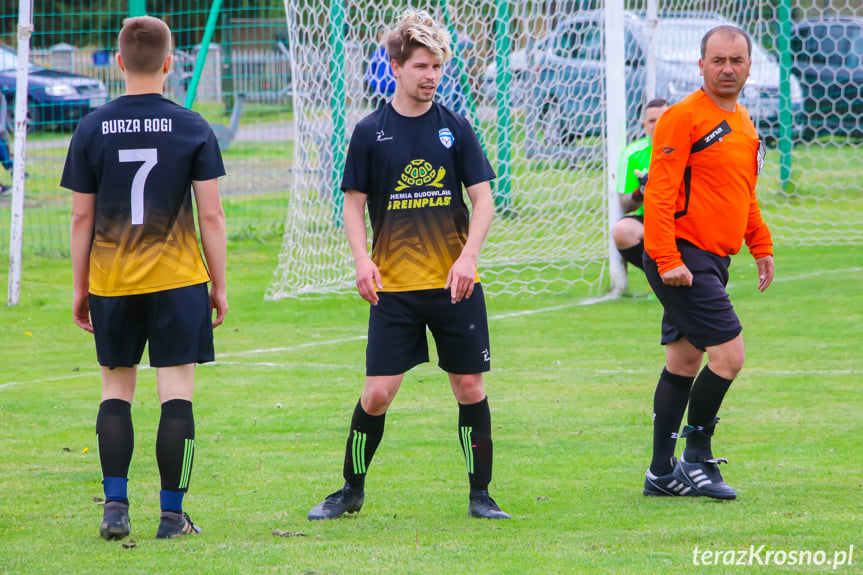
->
xmin=458 ymin=397 xmax=493 ymax=491
xmin=684 ymin=366 xmax=733 ymax=461
xmin=649 ymin=369 xmax=694 ymax=475
xmin=156 ymin=399 xmax=195 ymax=504
xmin=97 ymin=399 xmax=134 ymax=503
xmin=342 ymin=399 xmax=386 ymax=488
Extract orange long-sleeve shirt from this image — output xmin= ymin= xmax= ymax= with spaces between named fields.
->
xmin=643 ymin=89 xmax=773 ymax=275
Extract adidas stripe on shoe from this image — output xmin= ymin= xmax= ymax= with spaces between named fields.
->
xmin=672 ymin=455 xmax=737 ymax=500
xmin=643 ymin=458 xmax=699 ymax=497
xmin=156 ymin=511 xmax=201 ymax=539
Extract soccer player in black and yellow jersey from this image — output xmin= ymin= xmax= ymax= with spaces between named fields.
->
xmin=641 ymin=25 xmax=774 ymax=500
xmin=62 ymin=16 xmax=226 ymax=540
xmin=308 ymin=9 xmax=509 ymax=521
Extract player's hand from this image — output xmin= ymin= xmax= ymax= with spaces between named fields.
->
xmin=660 ymin=264 xmax=693 ymax=287
xmin=634 ymin=168 xmax=649 ymax=188
xmin=210 ymin=286 xmax=228 ymax=328
xmin=755 ymin=255 xmax=774 ymax=292
xmin=73 ymin=289 xmax=93 ymax=333
xmin=631 ymin=187 xmax=644 ymax=203
xmin=445 ymin=254 xmax=477 ymax=304
xmin=356 ymin=256 xmax=382 ymax=305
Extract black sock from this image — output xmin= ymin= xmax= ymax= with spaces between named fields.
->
xmin=342 ymin=399 xmax=385 ymax=488
xmin=618 ymin=241 xmax=645 ymax=270
xmin=683 ymin=366 xmax=733 ymax=461
xmin=458 ymin=397 xmax=493 ymax=493
xmin=650 ymin=369 xmax=695 ymax=475
xmin=97 ymin=399 xmax=134 ymax=504
xmin=156 ymin=399 xmax=195 ymax=495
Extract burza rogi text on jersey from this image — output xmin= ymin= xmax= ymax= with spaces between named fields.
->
xmin=101 ymin=118 xmax=173 ymax=134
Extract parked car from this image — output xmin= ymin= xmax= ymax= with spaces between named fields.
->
xmin=0 ymin=44 xmax=108 ymax=131
xmin=790 ymin=16 xmax=863 ymax=138
xmin=480 ymin=36 xmax=550 ymax=106
xmin=527 ymin=12 xmax=802 ymax=152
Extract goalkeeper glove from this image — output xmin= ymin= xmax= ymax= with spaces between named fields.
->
xmin=632 ymin=169 xmax=648 ymax=203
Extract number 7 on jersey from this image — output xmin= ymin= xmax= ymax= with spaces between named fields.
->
xmin=119 ymin=148 xmax=158 ymax=225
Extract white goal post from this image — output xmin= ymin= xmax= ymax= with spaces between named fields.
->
xmin=6 ymin=0 xmax=33 ymax=306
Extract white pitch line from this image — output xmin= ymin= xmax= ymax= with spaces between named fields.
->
xmin=218 ymin=335 xmax=367 ymax=359
xmin=213 ymin=361 xmax=355 ymax=369
xmin=3 ymin=267 xmax=860 ymax=391
xmin=727 ymin=266 xmax=863 ymax=289
xmin=3 ymin=362 xmax=855 ymax=391
xmin=0 ymin=371 xmax=97 ymax=390
xmin=488 ymin=294 xmax=616 ymax=320
xmin=0 ymin=360 xmax=360 ymax=390
xmin=212 ymin=296 xmax=617 ymax=361
xmin=213 ymin=361 xmax=285 ymax=367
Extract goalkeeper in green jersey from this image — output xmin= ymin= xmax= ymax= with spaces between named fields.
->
xmin=612 ymin=98 xmax=669 ymax=270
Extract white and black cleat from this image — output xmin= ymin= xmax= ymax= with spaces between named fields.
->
xmin=643 ymin=457 xmax=699 ymax=497
xmin=673 ymin=455 xmax=737 ymax=500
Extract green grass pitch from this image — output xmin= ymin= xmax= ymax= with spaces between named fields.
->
xmin=0 ymin=239 xmax=861 ymax=574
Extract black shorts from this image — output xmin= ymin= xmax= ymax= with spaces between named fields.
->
xmin=622 ymin=214 xmax=644 ymax=224
xmin=90 ymin=283 xmax=214 ymax=369
xmin=643 ymin=241 xmax=742 ymax=350
xmin=366 ymin=285 xmax=491 ymax=376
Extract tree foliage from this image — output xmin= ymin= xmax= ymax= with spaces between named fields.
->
xmin=1 ymin=0 xmax=288 ymax=49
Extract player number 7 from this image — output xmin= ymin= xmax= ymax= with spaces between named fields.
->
xmin=119 ymin=148 xmax=158 ymax=225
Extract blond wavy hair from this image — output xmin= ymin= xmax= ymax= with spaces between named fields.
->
xmin=385 ymin=9 xmax=452 ymax=66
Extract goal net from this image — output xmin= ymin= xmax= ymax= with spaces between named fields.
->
xmin=267 ymin=0 xmax=610 ymax=299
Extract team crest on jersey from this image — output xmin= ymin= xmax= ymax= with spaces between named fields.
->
xmin=438 ymin=128 xmax=454 ymax=149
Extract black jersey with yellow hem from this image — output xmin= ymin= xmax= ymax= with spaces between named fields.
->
xmin=61 ymin=93 xmax=225 ymax=297
xmin=341 ymin=102 xmax=495 ymax=292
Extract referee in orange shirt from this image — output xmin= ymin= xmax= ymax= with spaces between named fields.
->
xmin=641 ymin=25 xmax=775 ymax=500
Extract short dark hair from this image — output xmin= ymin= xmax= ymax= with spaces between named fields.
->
xmin=645 ymin=98 xmax=669 ymax=110
xmin=700 ymin=25 xmax=752 ymax=59
xmin=118 ymin=16 xmax=172 ymax=74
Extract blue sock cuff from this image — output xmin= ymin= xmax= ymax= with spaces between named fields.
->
xmin=160 ymin=489 xmax=185 ymax=512
xmin=103 ymin=477 xmax=128 ymax=502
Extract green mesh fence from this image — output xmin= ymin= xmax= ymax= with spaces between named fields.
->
xmin=0 ymin=0 xmax=291 ymax=255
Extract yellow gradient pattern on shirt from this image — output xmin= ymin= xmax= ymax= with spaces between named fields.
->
xmin=373 ymin=209 xmax=478 ymax=292
xmin=89 ymin=203 xmax=209 ymax=296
